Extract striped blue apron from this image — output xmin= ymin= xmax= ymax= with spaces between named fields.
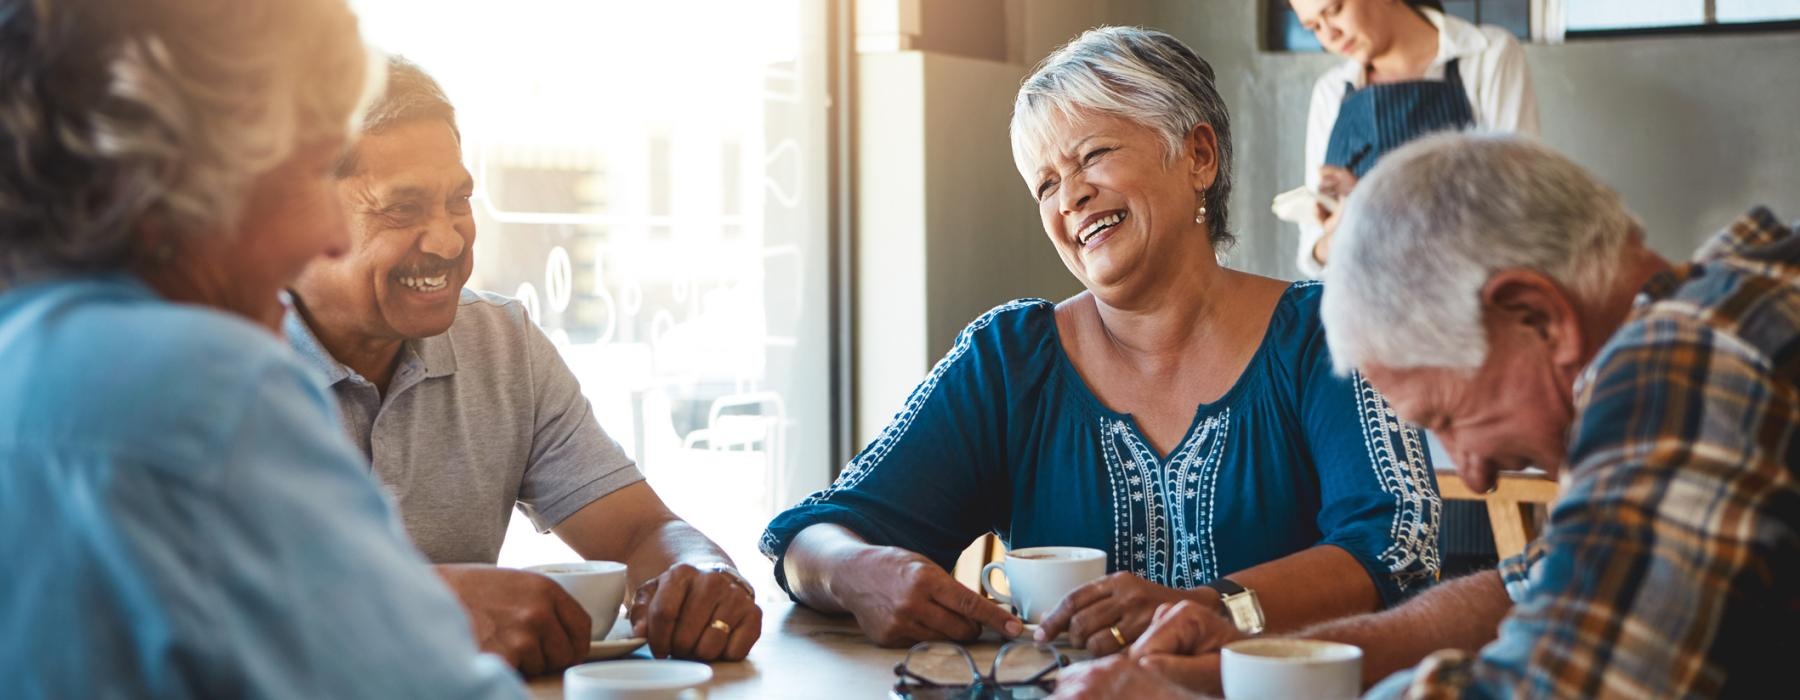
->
xmin=1322 ymin=58 xmax=1497 ymax=572
xmin=1322 ymin=57 xmax=1477 ymax=178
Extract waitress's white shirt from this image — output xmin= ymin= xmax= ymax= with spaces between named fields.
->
xmin=1296 ymin=8 xmax=1539 ymax=278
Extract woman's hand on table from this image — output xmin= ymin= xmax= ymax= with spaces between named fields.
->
xmin=629 ymin=563 xmax=762 ymax=661
xmin=1034 ymin=572 xmax=1210 ymax=656
xmin=838 ymin=546 xmax=1023 ymax=646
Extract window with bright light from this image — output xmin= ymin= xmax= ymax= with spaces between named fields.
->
xmin=349 ymin=0 xmax=835 ymax=599
xmin=1567 ymin=0 xmax=1800 ymax=32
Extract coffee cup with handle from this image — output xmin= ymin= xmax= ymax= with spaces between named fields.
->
xmin=979 ymin=546 xmax=1106 ymax=624
xmin=526 ymin=561 xmax=629 ymax=641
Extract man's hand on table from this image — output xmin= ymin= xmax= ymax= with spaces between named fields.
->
xmin=436 ymin=564 xmax=590 ymax=677
xmin=1050 ymin=655 xmax=1208 ymax=700
xmin=629 ymin=563 xmax=762 ymax=661
xmin=1035 ymin=572 xmax=1215 ymax=657
xmin=836 ymin=546 xmax=1023 ymax=647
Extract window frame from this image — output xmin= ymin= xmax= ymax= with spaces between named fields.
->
xmin=1263 ymin=0 xmax=1800 ymax=52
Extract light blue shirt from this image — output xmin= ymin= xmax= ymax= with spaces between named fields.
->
xmin=0 ymin=276 xmax=524 ymax=699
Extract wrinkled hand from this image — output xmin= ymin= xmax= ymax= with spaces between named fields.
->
xmin=1035 ymin=572 xmax=1195 ymax=656
xmin=838 ymin=546 xmax=1022 ymax=647
xmin=437 ymin=564 xmax=590 ymax=677
xmin=1049 ymin=654 xmax=1208 ymax=700
xmin=629 ymin=563 xmax=762 ymax=661
xmin=1127 ymin=600 xmax=1247 ymax=696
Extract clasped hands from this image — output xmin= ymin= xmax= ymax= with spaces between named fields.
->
xmin=1050 ymin=600 xmax=1249 ymax=699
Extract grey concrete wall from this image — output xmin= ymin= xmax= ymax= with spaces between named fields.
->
xmin=854 ymin=4 xmax=1798 ymax=446
xmin=1139 ymin=4 xmax=1800 ymax=278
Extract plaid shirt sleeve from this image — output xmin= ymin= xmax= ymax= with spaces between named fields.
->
xmin=1394 ymin=307 xmax=1795 ymax=699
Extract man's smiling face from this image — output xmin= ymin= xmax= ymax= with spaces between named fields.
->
xmin=294 ymin=118 xmax=476 ymax=341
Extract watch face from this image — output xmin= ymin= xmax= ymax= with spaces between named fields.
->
xmin=1225 ymin=591 xmax=1265 ymax=634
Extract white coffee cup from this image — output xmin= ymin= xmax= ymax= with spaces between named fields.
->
xmin=1221 ymin=638 xmax=1362 ymax=700
xmin=979 ymin=546 xmax=1106 ymax=624
xmin=563 ymin=659 xmax=711 ymax=700
xmin=527 ymin=561 xmax=629 ymax=641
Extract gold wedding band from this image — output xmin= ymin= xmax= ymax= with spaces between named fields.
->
xmin=1109 ymin=625 xmax=1127 ymax=648
xmin=709 ymin=619 xmax=733 ymax=635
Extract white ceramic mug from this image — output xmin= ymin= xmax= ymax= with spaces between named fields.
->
xmin=527 ymin=561 xmax=629 ymax=641
xmin=564 ymin=660 xmax=711 ymax=700
xmin=979 ymin=546 xmax=1106 ymax=623
xmin=1221 ymin=638 xmax=1362 ymax=700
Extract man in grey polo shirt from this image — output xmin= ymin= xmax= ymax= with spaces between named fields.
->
xmin=285 ymin=57 xmax=760 ymax=676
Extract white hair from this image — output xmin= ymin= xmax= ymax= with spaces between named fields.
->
xmin=1321 ymin=132 xmax=1638 ymax=374
xmin=0 ymin=0 xmax=383 ymax=285
xmin=1010 ymin=26 xmax=1235 ymax=247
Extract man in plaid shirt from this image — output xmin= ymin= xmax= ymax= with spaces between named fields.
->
xmin=1048 ymin=133 xmax=1796 ymax=699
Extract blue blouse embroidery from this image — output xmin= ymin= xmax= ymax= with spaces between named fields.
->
xmin=763 ymin=282 xmax=1441 ymax=606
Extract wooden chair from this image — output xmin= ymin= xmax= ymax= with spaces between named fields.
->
xmin=953 ymin=534 xmax=1006 ymax=591
xmin=1436 ymin=469 xmax=1560 ymax=559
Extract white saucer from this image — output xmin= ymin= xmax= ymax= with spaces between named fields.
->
xmin=585 ymin=615 xmax=647 ymax=660
xmin=565 ymin=659 xmax=712 ymax=693
xmin=586 ymin=636 xmax=648 ymax=661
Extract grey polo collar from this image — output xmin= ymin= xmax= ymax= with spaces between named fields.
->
xmin=282 ymin=295 xmax=460 ymax=386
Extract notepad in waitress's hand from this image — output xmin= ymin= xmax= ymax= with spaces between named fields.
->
xmin=1271 ymin=186 xmax=1341 ymax=225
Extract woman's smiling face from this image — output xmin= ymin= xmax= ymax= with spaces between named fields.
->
xmin=1016 ymin=110 xmax=1217 ymax=297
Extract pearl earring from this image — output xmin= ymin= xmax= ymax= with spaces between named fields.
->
xmin=1195 ymin=205 xmax=1207 ymax=225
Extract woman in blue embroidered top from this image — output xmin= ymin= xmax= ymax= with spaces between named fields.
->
xmin=761 ymin=26 xmax=1441 ymax=655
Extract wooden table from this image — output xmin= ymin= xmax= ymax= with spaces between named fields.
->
xmin=1436 ymin=469 xmax=1560 ymax=559
xmin=528 ymin=601 xmax=1086 ymax=699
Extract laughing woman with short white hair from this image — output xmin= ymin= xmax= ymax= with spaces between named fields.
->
xmin=763 ymin=26 xmax=1441 ymax=656
xmin=0 ymin=0 xmax=522 ymax=696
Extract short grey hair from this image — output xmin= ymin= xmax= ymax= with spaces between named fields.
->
xmin=1321 ymin=133 xmax=1637 ymax=374
xmin=0 ymin=0 xmax=380 ymax=287
xmin=335 ymin=55 xmax=460 ymax=178
xmin=1011 ymin=26 xmax=1236 ymax=248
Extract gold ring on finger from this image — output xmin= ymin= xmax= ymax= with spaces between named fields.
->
xmin=709 ymin=619 xmax=732 ymax=635
xmin=1109 ymin=625 xmax=1127 ymax=648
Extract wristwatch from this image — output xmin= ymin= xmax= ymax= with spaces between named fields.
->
xmin=1204 ymin=578 xmax=1265 ymax=634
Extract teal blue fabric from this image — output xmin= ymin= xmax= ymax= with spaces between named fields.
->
xmin=764 ymin=283 xmax=1441 ymax=607
xmin=0 ymin=275 xmax=524 ymax=699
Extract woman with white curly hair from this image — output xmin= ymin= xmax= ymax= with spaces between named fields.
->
xmin=0 ymin=1 xmax=522 ymax=696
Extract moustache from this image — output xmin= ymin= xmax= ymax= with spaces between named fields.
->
xmin=391 ymin=252 xmax=466 ymax=279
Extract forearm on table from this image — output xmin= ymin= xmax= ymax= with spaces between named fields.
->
xmin=617 ymin=518 xmax=735 ymax=588
xmin=781 ymin=523 xmax=880 ymax=614
xmin=553 ymin=484 xmax=734 ymax=588
xmin=1295 ymin=570 xmax=1510 ymax=689
xmin=1202 ymin=545 xmax=1379 ymax=633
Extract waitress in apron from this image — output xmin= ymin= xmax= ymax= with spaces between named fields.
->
xmin=1290 ymin=0 xmax=1539 ymax=576
xmin=1293 ymin=0 xmax=1538 ymax=277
